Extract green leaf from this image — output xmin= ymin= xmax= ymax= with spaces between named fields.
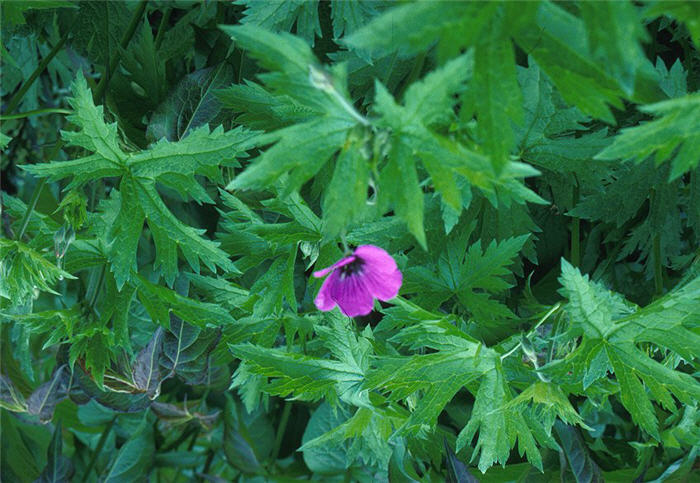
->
xmin=330 ymin=0 xmax=380 ymax=39
xmin=381 ymin=136 xmax=426 ymax=249
xmin=402 ymin=52 xmax=473 ymax=127
xmin=36 ymin=420 xmax=74 ymax=483
xmin=579 ymin=1 xmax=648 ymax=95
xmin=230 ymin=316 xmax=372 ymax=406
xmin=0 ymin=238 xmax=75 ymax=308
xmin=344 ymin=1 xmax=491 ymax=61
xmin=473 ymin=32 xmax=522 ymax=173
xmin=136 ymin=274 xmax=236 ymax=328
xmin=514 ymin=2 xmax=625 ymax=123
xmin=559 ymin=259 xmax=636 ymax=339
xmin=1 ymin=0 xmax=75 ymax=25
xmin=0 ymin=410 xmax=42 ymax=481
xmin=70 ymin=1 xmax=130 ymax=64
xmin=102 ymin=416 xmax=154 ymax=483
xmin=322 ymin=142 xmax=369 ymax=239
xmin=546 ymin=263 xmax=700 ymax=439
xmin=223 ymin=394 xmax=274 ymax=474
xmin=236 ymin=0 xmax=320 ymax=45
xmin=62 ymin=72 xmax=122 ymax=163
xmin=456 ymin=362 xmax=544 ymax=473
xmin=24 ymin=74 xmax=253 ymax=287
xmin=69 ymin=325 xmax=115 ymax=389
xmin=301 ymin=402 xmax=350 ymax=474
xmin=506 ymin=381 xmax=586 ymax=431
xmin=227 ymin=117 xmax=355 ymax=193
xmin=220 ymin=24 xmax=315 ymax=79
xmin=403 ymin=233 xmax=528 ymax=318
xmin=595 ymin=94 xmax=700 ymax=180
xmin=0 ymin=132 xmax=12 ymax=150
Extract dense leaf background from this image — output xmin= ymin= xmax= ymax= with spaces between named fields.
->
xmin=1 ymin=1 xmax=699 ymax=481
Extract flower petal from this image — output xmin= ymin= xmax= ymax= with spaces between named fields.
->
xmin=330 ymin=274 xmax=374 ymax=317
xmin=314 ymin=270 xmax=338 ymax=311
xmin=312 ymin=255 xmax=356 ymax=278
xmin=354 ymin=245 xmax=398 ymax=274
xmin=362 ymin=265 xmax=402 ymax=301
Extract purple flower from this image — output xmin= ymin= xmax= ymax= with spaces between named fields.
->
xmin=313 ymin=245 xmax=402 ymax=317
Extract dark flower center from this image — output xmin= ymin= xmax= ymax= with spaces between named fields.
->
xmin=339 ymin=257 xmax=365 ymax=278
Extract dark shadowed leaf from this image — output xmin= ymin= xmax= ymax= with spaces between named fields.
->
xmin=445 ymin=438 xmax=478 ymax=483
xmin=70 ymin=365 xmax=150 ymax=413
xmin=151 ymin=401 xmax=220 ymax=430
xmin=132 ymin=328 xmax=164 ymax=399
xmin=0 ymin=374 xmax=27 ymax=412
xmin=35 ymin=420 xmax=74 ymax=483
xmin=147 ymin=66 xmax=233 ymax=142
xmin=160 ymin=313 xmax=222 ymax=385
xmin=27 ymin=365 xmax=71 ymax=423
xmin=223 ymin=394 xmax=274 ymax=474
xmin=67 ymin=1 xmax=130 ymax=64
xmin=554 ymin=421 xmax=603 ymax=483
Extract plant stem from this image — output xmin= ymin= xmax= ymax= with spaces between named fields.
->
xmin=16 ymin=138 xmax=65 ymax=241
xmin=154 ymin=8 xmax=171 ymax=50
xmin=396 ymin=51 xmax=426 ymax=101
xmin=16 ymin=178 xmax=46 ymax=241
xmin=0 ymin=108 xmax=72 ymax=121
xmin=653 ymin=233 xmax=663 ymax=296
xmin=501 ymin=302 xmax=561 ymax=361
xmin=570 ymin=179 xmax=580 ymax=267
xmin=87 ymin=265 xmax=106 ymax=312
xmin=161 ymin=424 xmax=198 ymax=452
xmin=84 ymin=416 xmax=116 ymax=478
xmin=271 ymin=401 xmax=292 ymax=462
xmin=94 ymin=0 xmax=148 ymax=101
xmin=4 ymin=33 xmax=68 ymax=115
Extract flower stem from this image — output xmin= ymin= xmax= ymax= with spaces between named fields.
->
xmin=340 ymin=231 xmax=350 ymax=254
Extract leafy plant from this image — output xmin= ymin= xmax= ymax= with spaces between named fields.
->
xmin=1 ymin=1 xmax=699 ymax=481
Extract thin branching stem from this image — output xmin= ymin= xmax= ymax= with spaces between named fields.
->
xmin=84 ymin=416 xmax=116 ymax=478
xmin=271 ymin=401 xmax=292 ymax=463
xmin=501 ymin=302 xmax=562 ymax=362
xmin=0 ymin=108 xmax=72 ymax=121
xmin=4 ymin=33 xmax=68 ymax=115
xmin=94 ymin=0 xmax=148 ymax=101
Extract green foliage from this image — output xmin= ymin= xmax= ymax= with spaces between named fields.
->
xmin=596 ymin=94 xmax=700 ymax=180
xmin=2 ymin=1 xmax=699 ymax=481
xmin=23 ymin=72 xmax=254 ymax=287
xmin=0 ymin=238 xmax=74 ymax=307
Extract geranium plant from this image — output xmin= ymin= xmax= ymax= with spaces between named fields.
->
xmin=1 ymin=1 xmax=699 ymax=481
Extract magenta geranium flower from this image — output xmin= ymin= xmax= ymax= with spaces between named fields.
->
xmin=313 ymin=245 xmax=402 ymax=317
